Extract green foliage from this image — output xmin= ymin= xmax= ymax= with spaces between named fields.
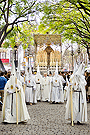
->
xmin=2 ymin=27 xmax=19 ymax=48
xmin=39 ymin=0 xmax=90 ymax=48
xmin=0 ymin=0 xmax=39 ymax=47
xmin=3 ymin=22 xmax=37 ymax=49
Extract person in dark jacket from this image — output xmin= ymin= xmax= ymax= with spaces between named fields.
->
xmin=0 ymin=72 xmax=7 ymax=90
xmin=4 ymin=71 xmax=9 ymax=81
xmin=0 ymin=71 xmax=7 ymax=110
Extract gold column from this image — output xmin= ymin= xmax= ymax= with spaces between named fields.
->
xmin=42 ymin=50 xmax=44 ymax=66
xmin=45 ymin=51 xmax=47 ymax=66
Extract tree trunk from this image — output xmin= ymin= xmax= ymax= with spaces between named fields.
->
xmin=87 ymin=46 xmax=90 ymax=65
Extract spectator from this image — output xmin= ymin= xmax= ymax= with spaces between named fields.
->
xmin=0 ymin=72 xmax=7 ymax=90
xmin=0 ymin=72 xmax=7 ymax=109
xmin=4 ymin=71 xmax=9 ymax=81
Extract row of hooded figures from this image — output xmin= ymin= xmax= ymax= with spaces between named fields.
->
xmin=25 ymin=65 xmax=65 ymax=106
xmin=2 ymin=57 xmax=87 ymax=126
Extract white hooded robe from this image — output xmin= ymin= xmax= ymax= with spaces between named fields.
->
xmin=25 ymin=66 xmax=36 ymax=103
xmin=35 ymin=65 xmax=43 ymax=101
xmin=52 ymin=62 xmax=64 ymax=103
xmin=65 ymin=64 xmax=87 ymax=123
xmin=42 ymin=76 xmax=50 ymax=101
xmin=2 ymin=56 xmax=30 ymax=123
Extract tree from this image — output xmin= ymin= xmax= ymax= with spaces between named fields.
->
xmin=67 ymin=0 xmax=90 ymax=16
xmin=0 ymin=0 xmax=40 ymax=47
xmin=3 ymin=22 xmax=37 ymax=49
xmin=39 ymin=0 xmax=90 ymax=59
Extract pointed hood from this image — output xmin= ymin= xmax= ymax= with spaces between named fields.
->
xmin=11 ymin=54 xmax=16 ymax=77
xmin=16 ymin=58 xmax=21 ymax=79
xmin=70 ymin=60 xmax=78 ymax=80
xmin=9 ymin=52 xmax=16 ymax=88
xmin=25 ymin=65 xmax=29 ymax=80
xmin=29 ymin=64 xmax=32 ymax=76
xmin=82 ymin=63 xmax=85 ymax=75
xmin=37 ymin=64 xmax=40 ymax=74
xmin=55 ymin=61 xmax=58 ymax=77
xmin=75 ymin=63 xmax=83 ymax=76
xmin=54 ymin=62 xmax=58 ymax=77
xmin=66 ymin=75 xmax=69 ymax=84
xmin=25 ymin=65 xmax=28 ymax=76
xmin=73 ymin=59 xmax=78 ymax=74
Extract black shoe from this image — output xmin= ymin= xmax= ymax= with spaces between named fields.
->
xmin=0 ymin=101 xmax=3 ymax=105
xmin=0 ymin=102 xmax=2 ymax=111
xmin=77 ymin=121 xmax=83 ymax=125
xmin=52 ymin=101 xmax=55 ymax=104
xmin=0 ymin=106 xmax=2 ymax=111
xmin=26 ymin=102 xmax=30 ymax=105
xmin=45 ymin=100 xmax=48 ymax=102
xmin=37 ymin=100 xmax=41 ymax=102
xmin=32 ymin=103 xmax=36 ymax=105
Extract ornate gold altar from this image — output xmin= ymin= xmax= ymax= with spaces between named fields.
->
xmin=34 ymin=33 xmax=61 ymax=70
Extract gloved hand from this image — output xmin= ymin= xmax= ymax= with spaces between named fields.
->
xmin=22 ymin=82 xmax=26 ymax=86
xmin=69 ymin=83 xmax=72 ymax=86
xmin=25 ymin=81 xmax=27 ymax=85
xmin=82 ymin=99 xmax=84 ymax=104
xmin=33 ymin=86 xmax=36 ymax=90
xmin=7 ymin=90 xmax=13 ymax=94
xmin=15 ymin=84 xmax=19 ymax=89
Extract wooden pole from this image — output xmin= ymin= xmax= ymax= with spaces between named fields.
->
xmin=16 ymin=77 xmax=18 ymax=125
xmin=70 ymin=79 xmax=74 ymax=126
xmin=24 ymin=76 xmax=26 ymax=93
xmin=2 ymin=92 xmax=7 ymax=121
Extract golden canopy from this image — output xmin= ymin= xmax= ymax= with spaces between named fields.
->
xmin=33 ymin=33 xmax=61 ymax=68
xmin=34 ymin=34 xmax=61 ymax=47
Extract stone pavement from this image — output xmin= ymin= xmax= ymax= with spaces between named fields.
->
xmin=0 ymin=102 xmax=90 ymax=135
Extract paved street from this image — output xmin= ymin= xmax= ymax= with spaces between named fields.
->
xmin=0 ymin=102 xmax=90 ymax=135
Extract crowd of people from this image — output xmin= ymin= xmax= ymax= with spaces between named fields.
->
xmin=0 ymin=59 xmax=90 ymax=125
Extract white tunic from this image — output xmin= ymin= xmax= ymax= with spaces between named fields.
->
xmin=42 ymin=76 xmax=50 ymax=101
xmin=64 ymin=85 xmax=68 ymax=101
xmin=2 ymin=76 xmax=30 ymax=123
xmin=64 ymin=77 xmax=69 ymax=101
xmin=52 ymin=75 xmax=64 ymax=103
xmin=35 ymin=74 xmax=42 ymax=100
xmin=48 ymin=76 xmax=53 ymax=102
xmin=25 ymin=75 xmax=36 ymax=103
xmin=32 ymin=75 xmax=37 ymax=103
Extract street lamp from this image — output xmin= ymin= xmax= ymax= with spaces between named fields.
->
xmin=26 ymin=44 xmax=32 ymax=67
xmin=71 ymin=44 xmax=74 ymax=71
xmin=14 ymin=45 xmax=18 ymax=68
xmin=77 ymin=45 xmax=81 ymax=65
xmin=60 ymin=45 xmax=63 ymax=70
xmin=26 ymin=47 xmax=30 ymax=67
xmin=78 ymin=46 xmax=81 ymax=54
